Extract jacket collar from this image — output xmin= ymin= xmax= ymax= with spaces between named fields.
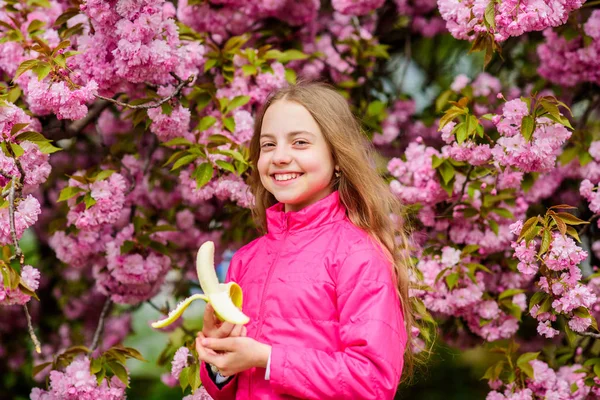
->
xmin=266 ymin=191 xmax=347 ymax=234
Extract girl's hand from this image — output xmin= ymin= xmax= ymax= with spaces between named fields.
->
xmin=195 ymin=332 xmax=271 ymax=377
xmin=202 ymin=303 xmax=247 ymax=339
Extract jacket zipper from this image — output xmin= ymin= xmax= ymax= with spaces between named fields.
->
xmin=250 ymin=214 xmax=288 ymax=397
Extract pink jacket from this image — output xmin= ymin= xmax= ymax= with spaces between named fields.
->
xmin=200 ymin=191 xmax=407 ymax=399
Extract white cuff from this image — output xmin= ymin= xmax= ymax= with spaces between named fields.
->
xmin=265 ymin=351 xmax=271 ymax=380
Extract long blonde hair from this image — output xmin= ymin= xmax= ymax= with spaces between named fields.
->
xmin=248 ymin=81 xmax=416 ymax=380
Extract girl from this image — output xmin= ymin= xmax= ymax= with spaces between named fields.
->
xmin=195 ymin=82 xmax=414 ymax=400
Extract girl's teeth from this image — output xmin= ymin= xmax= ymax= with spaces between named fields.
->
xmin=275 ymin=173 xmax=299 ymax=181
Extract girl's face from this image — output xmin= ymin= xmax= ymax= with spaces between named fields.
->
xmin=258 ymin=100 xmax=336 ymax=212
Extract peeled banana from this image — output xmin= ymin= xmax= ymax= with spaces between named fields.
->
xmin=151 ymin=241 xmax=249 ymax=328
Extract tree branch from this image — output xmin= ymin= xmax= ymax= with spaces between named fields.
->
xmin=23 ymin=304 xmax=41 ymax=354
xmin=94 ymin=73 xmax=194 ymax=110
xmin=580 ymin=331 xmax=600 ymax=339
xmin=90 ymin=297 xmax=112 ymax=352
xmin=8 ymin=177 xmax=23 ymax=263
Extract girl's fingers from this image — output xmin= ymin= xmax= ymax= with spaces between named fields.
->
xmin=195 ymin=334 xmax=219 ymax=358
xmin=230 ymin=324 xmax=244 ymax=337
xmin=241 ymin=326 xmax=247 ymax=337
xmin=215 ymin=321 xmax=235 ymax=338
xmin=203 ymin=303 xmax=217 ymax=330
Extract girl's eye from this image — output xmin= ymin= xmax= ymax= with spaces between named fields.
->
xmin=294 ymin=140 xmax=309 ymax=146
xmin=261 ymin=143 xmax=275 ymax=148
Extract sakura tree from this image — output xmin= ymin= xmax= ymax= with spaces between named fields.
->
xmin=1 ymin=1 xmax=600 ymax=399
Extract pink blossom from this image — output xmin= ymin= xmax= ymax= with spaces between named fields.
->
xmin=147 ymin=104 xmax=191 ymax=142
xmin=25 ymin=78 xmax=98 ymax=120
xmin=537 ymin=320 xmax=559 ymax=338
xmin=0 ymin=195 xmax=41 ymax=246
xmin=66 ymin=173 xmax=128 ymax=230
xmin=30 ymin=356 xmax=126 ymax=399
xmin=171 ymin=346 xmax=190 ymax=379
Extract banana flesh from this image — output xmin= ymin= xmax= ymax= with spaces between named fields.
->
xmin=151 ymin=241 xmax=250 ymax=328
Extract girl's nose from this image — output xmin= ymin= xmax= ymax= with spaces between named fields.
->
xmin=272 ymin=145 xmax=292 ymax=165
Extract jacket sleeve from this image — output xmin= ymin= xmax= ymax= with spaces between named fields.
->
xmin=268 ymin=247 xmax=408 ymax=400
xmin=199 ymin=251 xmax=243 ymax=399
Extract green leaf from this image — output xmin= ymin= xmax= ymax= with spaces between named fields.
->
xmin=529 ymin=291 xmax=548 ymax=310
xmin=564 ymin=323 xmax=577 ymax=347
xmin=285 ymin=68 xmax=296 ymax=85
xmin=188 ymin=364 xmax=201 ymax=391
xmin=438 ymin=161 xmax=455 ymax=185
xmin=162 ymin=137 xmax=194 ymax=147
xmin=445 ymin=273 xmax=459 ymax=290
xmin=7 ymin=86 xmax=21 ymax=103
xmin=171 ymin=154 xmax=198 ymax=171
xmin=275 ymin=49 xmax=308 ymax=63
xmin=491 ymin=208 xmax=514 ymax=219
xmin=120 ymin=240 xmax=135 ymax=255
xmin=36 ymin=140 xmax=61 ymax=154
xmin=192 ymin=162 xmax=214 ymax=188
xmin=90 ymin=357 xmax=103 ymax=374
xmin=92 ymin=169 xmax=115 ymax=182
xmin=484 ymin=1 xmax=496 ymax=29
xmin=489 ymin=219 xmax=499 ymax=236
xmin=57 ymin=186 xmax=84 ymax=202
xmin=518 ymin=216 xmax=539 ymax=242
xmin=555 ymin=212 xmax=588 ymax=226
xmin=54 ymin=9 xmax=80 ymax=27
xmin=197 ymin=116 xmax=217 ymax=132
xmin=223 ymin=117 xmax=235 ymax=133
xmin=216 ymin=160 xmax=236 ymax=174
xmin=96 ymin=367 xmax=106 ymax=385
xmin=431 ymin=155 xmax=444 ymax=169
xmin=204 ymin=58 xmax=217 ymax=72
xmin=179 ymin=366 xmax=190 ymax=391
xmin=241 ymin=64 xmax=257 ymax=76
xmin=436 ymin=90 xmax=452 ymax=113
xmin=11 ymin=123 xmax=30 ymax=136
xmin=32 ymin=361 xmax=52 ymax=377
xmin=367 ymin=101 xmax=385 ymax=117
xmin=538 ymin=229 xmax=552 ymax=255
xmin=107 ymin=361 xmax=129 ymax=387
xmin=13 ymin=59 xmax=39 ymax=81
xmin=521 ymin=115 xmax=535 ymax=141
xmin=27 ymin=20 xmax=45 ymax=34
xmin=565 ymin=226 xmax=581 ymax=243
xmin=226 ymin=95 xmax=250 ymax=113
xmin=499 ymin=288 xmax=525 ymax=300
xmin=123 ymin=347 xmax=146 ymax=362
xmin=84 ymin=192 xmax=97 ymax=209
xmin=516 ymin=352 xmax=539 ymax=379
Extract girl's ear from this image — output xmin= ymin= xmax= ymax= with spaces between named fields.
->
xmin=335 ymin=165 xmax=340 ymax=178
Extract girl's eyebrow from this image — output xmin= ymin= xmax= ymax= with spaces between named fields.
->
xmin=260 ymin=131 xmax=316 ymax=139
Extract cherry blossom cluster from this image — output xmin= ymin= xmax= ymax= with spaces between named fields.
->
xmin=510 ymin=222 xmax=596 ymax=338
xmin=30 ymin=356 xmax=126 ymax=400
xmin=413 ymin=247 xmax=528 ymax=342
xmin=387 ymin=141 xmax=448 ymax=205
xmin=65 ymin=172 xmax=128 ymax=230
xmin=491 ymin=98 xmax=571 ymax=173
xmin=438 ymin=0 xmax=585 ymax=42
xmin=538 ymin=10 xmax=600 ymax=87
xmin=487 ymin=360 xmax=596 ymax=399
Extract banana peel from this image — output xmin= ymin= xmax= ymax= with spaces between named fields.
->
xmin=151 ymin=241 xmax=249 ymax=328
